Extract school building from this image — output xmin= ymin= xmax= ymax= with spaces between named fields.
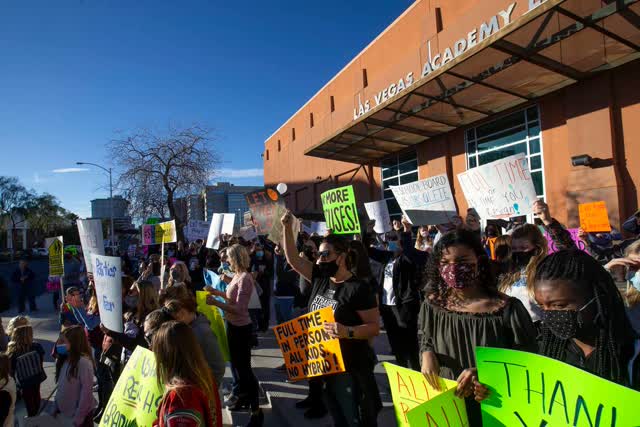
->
xmin=263 ymin=0 xmax=640 ymax=230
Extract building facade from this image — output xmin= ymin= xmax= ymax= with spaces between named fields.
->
xmin=91 ymin=196 xmax=129 ymax=219
xmin=203 ymin=182 xmax=263 ymax=221
xmin=263 ymin=0 xmax=640 ymax=230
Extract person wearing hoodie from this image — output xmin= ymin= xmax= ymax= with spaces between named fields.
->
xmin=163 ymin=298 xmax=225 ymax=388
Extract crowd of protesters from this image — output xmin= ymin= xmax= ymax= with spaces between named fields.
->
xmin=1 ymin=201 xmax=640 ymax=427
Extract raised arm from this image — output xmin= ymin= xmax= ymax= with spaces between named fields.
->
xmin=534 ymin=200 xmax=575 ymax=251
xmin=281 ymin=210 xmax=313 ymax=282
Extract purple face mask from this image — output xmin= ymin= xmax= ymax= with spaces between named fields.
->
xmin=439 ymin=263 xmax=477 ymax=289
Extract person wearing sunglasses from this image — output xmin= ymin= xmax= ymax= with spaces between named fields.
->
xmin=280 ymin=210 xmax=382 ymax=427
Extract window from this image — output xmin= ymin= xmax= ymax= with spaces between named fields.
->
xmin=277 ymin=140 xmax=281 ymax=152
xmin=362 ymin=69 xmax=368 ymax=88
xmin=381 ymin=151 xmax=419 ymax=219
xmin=310 ymin=112 xmax=314 ymax=128
xmin=266 ymin=150 xmax=269 ymax=161
xmin=330 ymin=96 xmax=335 ymax=112
xmin=465 ymin=106 xmax=545 ymax=214
xmin=292 ymin=128 xmax=296 ymax=141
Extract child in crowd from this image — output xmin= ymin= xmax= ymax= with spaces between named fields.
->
xmin=6 ymin=324 xmax=45 ymax=417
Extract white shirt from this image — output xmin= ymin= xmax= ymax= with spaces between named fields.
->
xmin=382 ymin=260 xmax=396 ymax=306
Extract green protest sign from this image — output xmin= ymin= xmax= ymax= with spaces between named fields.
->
xmin=320 ymin=185 xmax=360 ymax=234
xmin=100 ymin=346 xmax=164 ymax=427
xmin=476 ymin=347 xmax=640 ymax=427
xmin=406 ymin=388 xmax=469 ymax=427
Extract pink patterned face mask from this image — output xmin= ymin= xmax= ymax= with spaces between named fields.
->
xmin=439 ymin=263 xmax=477 ymax=289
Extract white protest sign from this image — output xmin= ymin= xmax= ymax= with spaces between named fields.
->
xmin=185 ymin=220 xmax=210 ymax=242
xmin=93 ymin=255 xmax=123 ymax=333
xmin=222 ymin=213 xmax=235 ymax=235
xmin=457 ymin=153 xmax=537 ymax=219
xmin=239 ymin=225 xmax=258 ymax=242
xmin=364 ymin=201 xmax=392 ymax=234
xmin=391 ymin=174 xmax=458 ymax=225
xmin=77 ymin=219 xmax=105 ymax=274
xmin=302 ymin=221 xmax=328 ymax=236
xmin=206 ymin=214 xmax=225 ymax=250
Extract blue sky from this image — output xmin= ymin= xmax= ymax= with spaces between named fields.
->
xmin=0 ymin=0 xmax=412 ymax=218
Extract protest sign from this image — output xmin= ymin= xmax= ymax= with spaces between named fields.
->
xmin=239 ymin=225 xmax=258 ymax=242
xmin=93 ymin=255 xmax=123 ymax=333
xmin=273 ymin=307 xmax=345 ymax=382
xmin=579 ymin=201 xmax=612 ymax=233
xmin=243 ymin=210 xmax=253 ymax=226
xmin=458 ymin=154 xmax=537 ymax=219
xmin=391 ymin=175 xmax=458 ymax=225
xmin=383 ymin=362 xmax=459 ymax=427
xmin=545 ymin=228 xmax=588 ymax=254
xmin=245 ymin=187 xmax=285 ymax=234
xmin=302 ymin=221 xmax=328 ymax=236
xmin=222 ymin=213 xmax=235 ymax=235
xmin=195 ymin=291 xmax=230 ymax=361
xmin=476 ymin=347 xmax=640 ymax=427
xmin=268 ymin=204 xmax=300 ymax=245
xmin=406 ymin=388 xmax=469 ymax=427
xmin=141 ymin=220 xmax=177 ymax=245
xmin=320 ymin=185 xmax=360 ymax=234
xmin=206 ymin=214 xmax=225 ymax=250
xmin=364 ymin=200 xmax=392 ymax=233
xmin=46 ymin=236 xmax=64 ymax=277
xmin=185 ymin=220 xmax=210 ymax=242
xmin=77 ymin=219 xmax=104 ymax=273
xmin=99 ymin=347 xmax=164 ymax=427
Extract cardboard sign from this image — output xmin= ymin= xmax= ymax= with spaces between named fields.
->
xmin=320 ymin=185 xmax=361 ymax=234
xmin=579 ymin=201 xmax=611 ymax=233
xmin=458 ymin=154 xmax=537 ymax=219
xmin=545 ymin=228 xmax=588 ymax=254
xmin=99 ymin=347 xmax=164 ymax=427
xmin=195 ymin=291 xmax=230 ymax=362
xmin=383 ymin=362 xmax=459 ymax=427
xmin=391 ymin=175 xmax=458 ymax=225
xmin=364 ymin=201 xmax=392 ymax=234
xmin=245 ymin=187 xmax=285 ymax=235
xmin=93 ymin=255 xmax=123 ymax=333
xmin=406 ymin=388 xmax=469 ymax=427
xmin=205 ymin=213 xmax=235 ymax=249
xmin=273 ymin=307 xmax=346 ymax=382
xmin=476 ymin=347 xmax=640 ymax=427
xmin=268 ymin=204 xmax=301 ymax=245
xmin=77 ymin=219 xmax=105 ymax=273
xmin=46 ymin=236 xmax=64 ymax=277
xmin=142 ymin=220 xmax=177 ymax=245
xmin=184 ymin=220 xmax=210 ymax=242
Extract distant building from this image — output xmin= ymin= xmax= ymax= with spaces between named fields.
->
xmin=91 ymin=196 xmax=129 ymax=219
xmin=204 ymin=182 xmax=262 ymax=221
xmin=187 ymin=194 xmax=205 ymax=221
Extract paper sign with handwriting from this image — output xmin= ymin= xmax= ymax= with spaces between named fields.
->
xmin=93 ymin=255 xmax=123 ymax=332
xmin=365 ymin=201 xmax=392 ymax=233
xmin=142 ymin=220 xmax=177 ymax=245
xmin=579 ymin=201 xmax=611 ymax=233
xmin=391 ymin=174 xmax=458 ymax=225
xmin=321 ymin=185 xmax=360 ymax=234
xmin=406 ymin=387 xmax=469 ymax=427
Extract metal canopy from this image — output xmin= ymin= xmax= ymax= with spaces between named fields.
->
xmin=305 ymin=0 xmax=640 ymax=163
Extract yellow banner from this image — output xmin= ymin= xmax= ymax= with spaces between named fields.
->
xmin=47 ymin=236 xmax=64 ymax=277
xmin=273 ymin=307 xmax=345 ymax=382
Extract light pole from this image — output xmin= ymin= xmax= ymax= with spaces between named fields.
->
xmin=77 ymin=162 xmax=115 ymax=251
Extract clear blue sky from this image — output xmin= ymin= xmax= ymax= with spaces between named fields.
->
xmin=0 ymin=0 xmax=412 ymax=218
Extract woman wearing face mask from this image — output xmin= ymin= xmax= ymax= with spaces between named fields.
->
xmin=415 ymin=226 xmax=434 ymax=253
xmin=418 ymin=229 xmax=537 ymax=425
xmin=534 ymin=250 xmax=640 ymax=388
xmin=167 ymin=261 xmax=191 ymax=289
xmin=281 ymin=211 xmax=382 ymax=427
xmin=499 ymin=200 xmax=574 ymax=321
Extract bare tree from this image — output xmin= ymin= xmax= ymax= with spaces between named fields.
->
xmin=0 ymin=176 xmax=36 ymax=259
xmin=108 ymin=124 xmax=219 ymax=240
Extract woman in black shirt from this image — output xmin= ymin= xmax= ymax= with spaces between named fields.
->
xmin=281 ymin=211 xmax=381 ymax=427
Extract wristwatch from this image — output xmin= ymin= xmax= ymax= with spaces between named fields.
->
xmin=347 ymin=327 xmax=355 ymax=339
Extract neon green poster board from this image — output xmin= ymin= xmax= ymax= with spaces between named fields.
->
xmin=383 ymin=362 xmax=459 ymax=427
xmin=320 ymin=185 xmax=361 ymax=234
xmin=406 ymin=387 xmax=469 ymax=427
xmin=476 ymin=347 xmax=640 ymax=427
xmin=196 ymin=291 xmax=230 ymax=362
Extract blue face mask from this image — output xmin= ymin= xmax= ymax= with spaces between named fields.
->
xmin=56 ymin=344 xmax=68 ymax=356
xmin=630 ymin=271 xmax=640 ymax=292
xmin=387 ymin=242 xmax=399 ymax=252
xmin=256 ymin=251 xmax=264 ymax=259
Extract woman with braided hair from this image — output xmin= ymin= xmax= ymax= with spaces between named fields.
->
xmin=534 ymin=249 xmax=640 ymax=389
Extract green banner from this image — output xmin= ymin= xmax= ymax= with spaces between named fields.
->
xmin=196 ymin=291 xmax=230 ymax=362
xmin=406 ymin=388 xmax=469 ymax=427
xmin=100 ymin=346 xmax=164 ymax=427
xmin=476 ymin=347 xmax=640 ymax=427
xmin=320 ymin=185 xmax=361 ymax=235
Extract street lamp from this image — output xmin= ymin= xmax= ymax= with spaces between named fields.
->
xmin=77 ymin=162 xmax=115 ymax=251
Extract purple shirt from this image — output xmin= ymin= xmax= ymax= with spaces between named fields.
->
xmin=54 ymin=356 xmax=97 ymax=424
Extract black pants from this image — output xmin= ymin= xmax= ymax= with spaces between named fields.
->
xmin=227 ymin=323 xmax=260 ymax=411
xmin=17 ymin=285 xmax=36 ymax=313
xmin=380 ymin=303 xmax=420 ymax=371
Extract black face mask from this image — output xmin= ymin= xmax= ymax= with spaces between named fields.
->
xmin=541 ymin=297 xmax=596 ymax=340
xmin=486 ymin=229 xmax=498 ymax=238
xmin=317 ymin=261 xmax=339 ymax=278
xmin=512 ymin=250 xmax=535 ymax=269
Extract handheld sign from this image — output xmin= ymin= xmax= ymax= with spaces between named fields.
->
xmin=383 ymin=362 xmax=459 ymax=427
xmin=406 ymin=388 xmax=469 ymax=427
xmin=476 ymin=347 xmax=640 ymax=427
xmin=141 ymin=220 xmax=177 ymax=245
xmin=46 ymin=236 xmax=64 ymax=277
xmin=221 ymin=213 xmax=235 ymax=235
xmin=273 ymin=307 xmax=345 ymax=382
xmin=206 ymin=214 xmax=225 ymax=250
xmin=545 ymin=228 xmax=588 ymax=254
xmin=93 ymin=255 xmax=123 ymax=333
xmin=245 ymin=187 xmax=285 ymax=235
xmin=321 ymin=185 xmax=361 ymax=235
xmin=77 ymin=219 xmax=105 ymax=273
xmin=302 ymin=221 xmax=328 ymax=236
xmin=364 ymin=201 xmax=392 ymax=233
xmin=184 ymin=220 xmax=211 ymax=242
xmin=195 ymin=291 xmax=230 ymax=362
xmin=579 ymin=201 xmax=612 ymax=233
xmin=99 ymin=347 xmax=164 ymax=427
xmin=458 ymin=154 xmax=537 ymax=219
xmin=390 ymin=174 xmax=458 ymax=225
xmin=239 ymin=225 xmax=258 ymax=242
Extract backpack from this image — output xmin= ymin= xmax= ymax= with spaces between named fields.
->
xmin=14 ymin=351 xmax=47 ymax=388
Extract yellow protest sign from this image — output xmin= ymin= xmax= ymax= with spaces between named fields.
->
xmin=273 ymin=307 xmax=345 ymax=381
xmin=195 ymin=291 xmax=230 ymax=362
xmin=46 ymin=236 xmax=64 ymax=277
xmin=142 ymin=220 xmax=177 ymax=245
xmin=383 ymin=362 xmax=459 ymax=427
xmin=100 ymin=346 xmax=164 ymax=427
xmin=579 ymin=201 xmax=611 ymax=233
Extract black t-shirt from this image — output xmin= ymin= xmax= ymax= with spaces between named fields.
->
xmin=308 ymin=264 xmax=377 ymax=372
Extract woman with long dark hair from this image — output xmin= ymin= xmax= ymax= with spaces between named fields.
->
xmin=534 ymin=249 xmax=639 ymax=388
